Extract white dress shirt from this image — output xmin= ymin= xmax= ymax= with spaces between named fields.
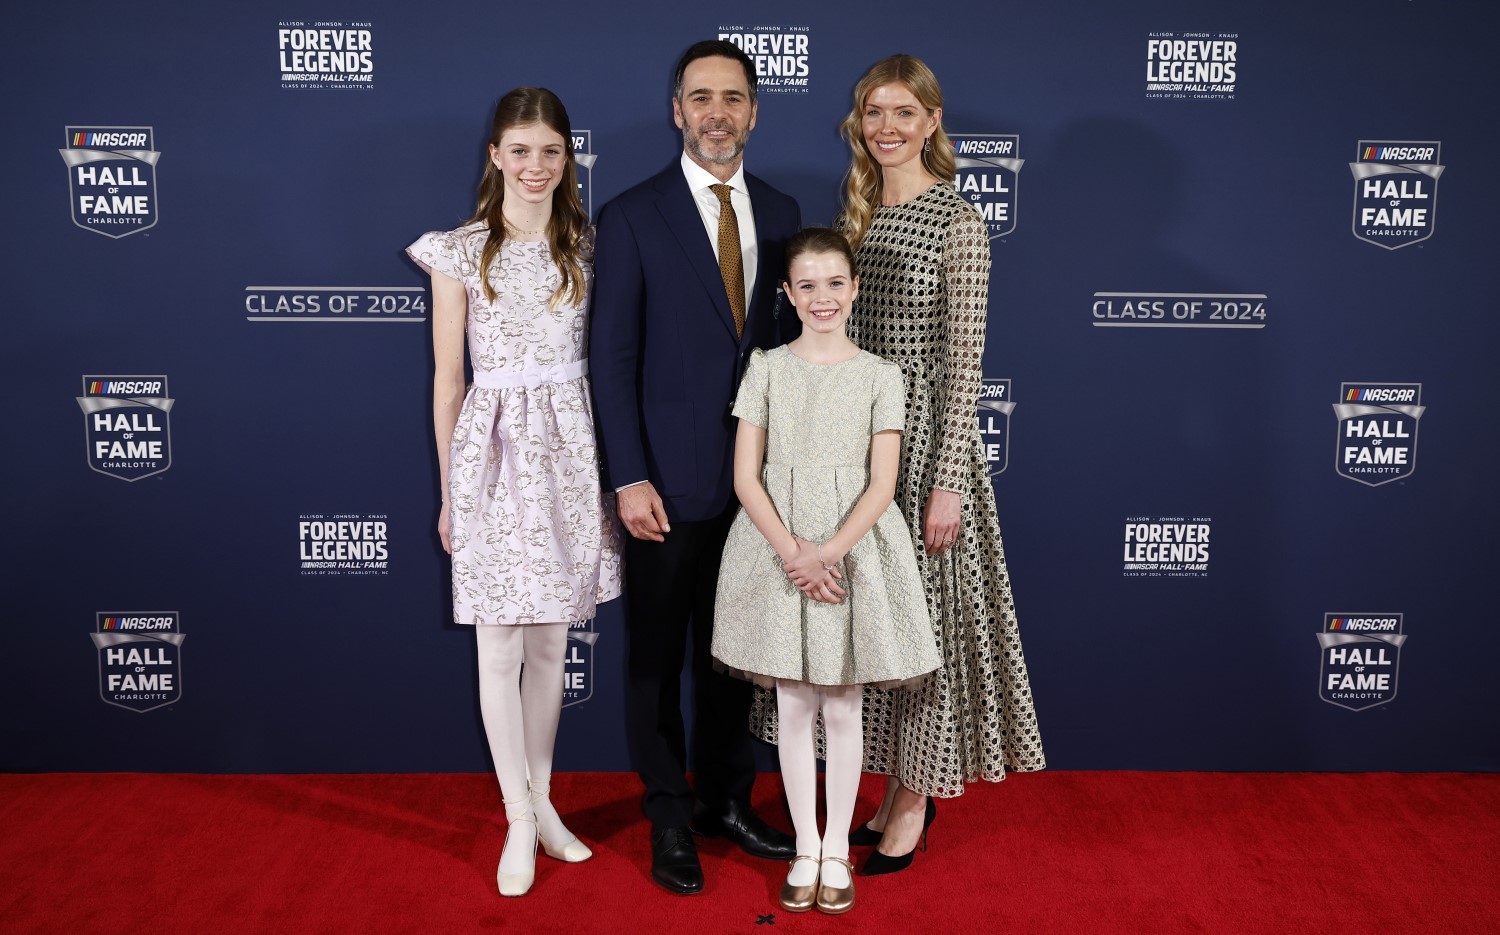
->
xmin=680 ymin=151 xmax=757 ymax=302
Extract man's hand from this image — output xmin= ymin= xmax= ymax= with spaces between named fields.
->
xmin=618 ymin=482 xmax=671 ymax=542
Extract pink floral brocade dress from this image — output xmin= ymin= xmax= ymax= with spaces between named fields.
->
xmin=407 ymin=223 xmax=622 ymax=625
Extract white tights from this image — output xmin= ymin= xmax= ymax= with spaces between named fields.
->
xmin=476 ymin=624 xmax=576 ymax=873
xmin=776 ymin=680 xmax=863 ymax=887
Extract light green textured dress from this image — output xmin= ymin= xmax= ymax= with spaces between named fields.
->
xmin=711 ymin=346 xmax=940 ymax=688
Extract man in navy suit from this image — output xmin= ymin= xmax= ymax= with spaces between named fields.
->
xmin=589 ymin=39 xmax=800 ymax=895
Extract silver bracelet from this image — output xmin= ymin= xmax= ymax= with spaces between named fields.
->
xmin=816 ymin=541 xmax=833 ymax=572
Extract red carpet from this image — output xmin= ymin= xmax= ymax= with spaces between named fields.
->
xmin=1 ymin=771 xmax=1496 ymax=934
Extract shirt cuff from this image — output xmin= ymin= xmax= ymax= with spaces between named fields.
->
xmin=615 ymin=480 xmax=649 ymax=493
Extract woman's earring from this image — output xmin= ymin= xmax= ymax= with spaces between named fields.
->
xmin=924 ymin=137 xmax=931 ymax=153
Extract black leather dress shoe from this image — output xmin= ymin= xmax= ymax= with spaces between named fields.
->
xmin=691 ymin=799 xmax=796 ymax=860
xmin=650 ymin=826 xmax=704 ymax=895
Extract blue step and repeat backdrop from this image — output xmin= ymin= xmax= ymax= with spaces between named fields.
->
xmin=5 ymin=0 xmax=1497 ymax=774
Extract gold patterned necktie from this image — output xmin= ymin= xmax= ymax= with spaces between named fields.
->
xmin=710 ymin=183 xmax=746 ymax=339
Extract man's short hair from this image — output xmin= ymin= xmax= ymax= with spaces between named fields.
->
xmin=673 ymin=39 xmax=758 ymax=104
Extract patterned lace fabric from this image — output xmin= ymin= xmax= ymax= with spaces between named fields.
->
xmin=750 ymin=183 xmax=1045 ymax=795
xmin=407 ymin=224 xmax=623 ymax=626
xmin=710 ymin=348 xmax=940 ymax=689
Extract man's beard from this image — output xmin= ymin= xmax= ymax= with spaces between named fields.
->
xmin=684 ymin=122 xmax=746 ymax=165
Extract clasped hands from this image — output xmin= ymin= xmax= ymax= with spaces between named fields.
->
xmin=781 ymin=536 xmax=845 ymax=604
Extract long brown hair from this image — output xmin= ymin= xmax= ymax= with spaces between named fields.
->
xmin=835 ymin=55 xmax=956 ymax=250
xmin=466 ymin=87 xmax=589 ymax=307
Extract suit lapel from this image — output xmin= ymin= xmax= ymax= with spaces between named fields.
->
xmin=653 ymin=168 xmax=739 ymax=341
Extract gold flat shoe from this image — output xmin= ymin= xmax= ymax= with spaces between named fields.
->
xmin=815 ymin=856 xmax=855 ymax=914
xmin=779 ymin=855 xmax=820 ymax=912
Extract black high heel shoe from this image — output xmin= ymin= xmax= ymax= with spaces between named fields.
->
xmin=858 ymin=797 xmax=937 ymax=875
xmin=848 ymin=822 xmax=882 ymax=847
xmin=850 ymin=794 xmax=937 ymax=846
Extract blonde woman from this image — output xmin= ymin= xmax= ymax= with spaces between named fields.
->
xmin=763 ymin=54 xmax=1047 ymax=874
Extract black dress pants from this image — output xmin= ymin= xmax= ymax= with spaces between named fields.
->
xmin=624 ymin=507 xmax=755 ymax=829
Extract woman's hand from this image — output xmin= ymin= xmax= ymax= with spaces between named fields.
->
xmin=438 ymin=499 xmax=452 ymax=555
xmin=923 ymin=488 xmax=962 ymax=555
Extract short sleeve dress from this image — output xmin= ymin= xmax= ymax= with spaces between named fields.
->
xmin=711 ymin=346 xmax=940 ymax=687
xmin=407 ymin=223 xmax=622 ymax=626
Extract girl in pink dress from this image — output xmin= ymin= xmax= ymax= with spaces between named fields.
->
xmin=407 ymin=87 xmax=622 ymax=898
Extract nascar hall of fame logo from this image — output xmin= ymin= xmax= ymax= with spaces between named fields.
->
xmin=1318 ymin=614 xmax=1404 ymax=711
xmin=1350 ymin=141 xmax=1443 ymax=249
xmin=278 ymin=21 xmax=374 ymax=90
xmin=978 ymin=378 xmax=1013 ymax=476
xmin=1145 ymin=32 xmax=1238 ymax=100
xmin=58 ymin=126 xmax=159 ymax=238
xmin=573 ymin=130 xmax=596 ymax=218
xmin=952 ymin=135 xmax=1022 ymax=238
xmin=298 ymin=514 xmax=389 ymax=575
xmin=92 ymin=613 xmax=183 ymax=713
xmin=1333 ymin=382 xmax=1423 ymax=486
xmin=1122 ymin=516 xmax=1211 ymax=577
xmin=77 ymin=376 xmax=173 ymax=481
xmin=717 ymin=25 xmax=810 ymax=93
xmin=563 ymin=619 xmax=599 ymax=708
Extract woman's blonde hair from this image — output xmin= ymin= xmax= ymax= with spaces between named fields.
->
xmin=835 ymin=55 xmax=955 ymax=250
xmin=466 ymin=87 xmax=589 ymax=307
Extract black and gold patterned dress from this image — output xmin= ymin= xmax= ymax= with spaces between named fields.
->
xmin=752 ymin=182 xmax=1045 ymax=796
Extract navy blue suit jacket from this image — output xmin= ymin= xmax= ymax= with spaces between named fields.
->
xmin=589 ymin=162 xmax=801 ymax=522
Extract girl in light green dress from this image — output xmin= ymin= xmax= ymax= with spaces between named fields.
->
xmin=711 ymin=228 xmax=939 ymax=915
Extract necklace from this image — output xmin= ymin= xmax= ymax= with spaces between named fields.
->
xmin=502 ymin=215 xmax=546 ymax=236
